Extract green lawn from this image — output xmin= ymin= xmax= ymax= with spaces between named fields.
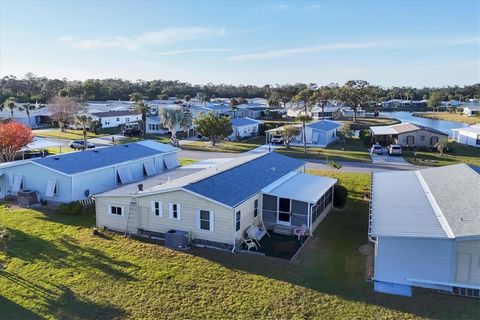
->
xmin=413 ymin=112 xmax=480 ymax=125
xmin=403 ymin=141 xmax=480 ymax=167
xmin=338 ymin=117 xmax=400 ymax=130
xmin=1 ymin=171 xmax=477 ymax=319
xmin=278 ymin=138 xmax=371 ymax=163
xmin=181 ymin=136 xmax=265 ymax=153
xmin=179 ymin=158 xmax=199 ymax=166
xmin=33 ymin=129 xmax=107 ymax=140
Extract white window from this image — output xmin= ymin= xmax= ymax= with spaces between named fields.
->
xmin=421 ymin=135 xmax=425 ymax=141
xmin=151 ymin=201 xmax=162 ymax=217
xmin=169 ymin=203 xmax=181 ymax=220
xmin=126 ymin=117 xmax=130 ymax=122
xmin=235 ymin=211 xmax=241 ymax=231
xmin=109 ymin=206 xmax=123 ymax=216
xmin=116 ymin=117 xmax=120 ymax=121
xmin=196 ymin=209 xmax=214 ymax=232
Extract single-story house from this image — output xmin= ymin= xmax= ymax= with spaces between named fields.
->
xmin=266 ymin=120 xmax=342 ymax=148
xmin=370 ymin=164 xmax=480 ymax=298
xmin=452 ymin=125 xmax=480 ymax=148
xmin=0 ymin=106 xmax=51 ymax=128
xmin=228 ymin=117 xmax=262 ymax=140
xmin=311 ymin=106 xmax=342 ymax=119
xmin=236 ymin=104 xmax=267 ymax=119
xmin=0 ymin=141 xmax=179 ymax=203
xmin=94 ymin=152 xmax=337 ymax=251
xmin=370 ymin=122 xmax=448 ymax=147
xmin=89 ymin=111 xmax=141 ymax=128
xmin=463 ymin=106 xmax=480 ymax=117
xmin=145 ymin=117 xmax=168 ymax=135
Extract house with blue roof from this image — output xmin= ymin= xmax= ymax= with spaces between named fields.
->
xmin=94 ymin=152 xmax=337 ymax=251
xmin=266 ymin=120 xmax=342 ymax=148
xmin=0 ymin=140 xmax=179 ymax=203
xmin=228 ymin=117 xmax=262 ymax=141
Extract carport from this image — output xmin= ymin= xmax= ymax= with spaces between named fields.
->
xmin=370 ymin=126 xmax=398 ymax=145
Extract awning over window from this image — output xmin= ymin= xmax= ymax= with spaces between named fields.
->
xmin=163 ymin=153 xmax=179 ymax=170
xmin=143 ymin=160 xmax=156 ymax=176
xmin=117 ymin=167 xmax=133 ymax=184
xmin=12 ymin=174 xmax=23 ymax=192
xmin=45 ymin=179 xmax=56 ymax=197
xmin=262 ymin=173 xmax=337 ymax=204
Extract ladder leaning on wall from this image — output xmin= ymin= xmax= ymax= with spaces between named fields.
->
xmin=124 ymin=200 xmax=137 ymax=237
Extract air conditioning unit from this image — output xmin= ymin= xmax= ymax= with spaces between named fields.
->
xmin=164 ymin=229 xmax=190 ymax=250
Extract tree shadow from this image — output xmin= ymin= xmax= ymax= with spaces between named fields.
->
xmin=5 ymin=229 xmax=139 ymax=282
xmin=35 ymin=207 xmax=95 ymax=228
xmin=0 ymin=295 xmax=44 ymax=320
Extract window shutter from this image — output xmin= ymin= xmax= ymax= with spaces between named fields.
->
xmin=151 ymin=201 xmax=155 ymax=215
xmin=210 ymin=211 xmax=214 ymax=232
xmin=177 ymin=204 xmax=181 ymax=220
xmin=168 ymin=203 xmax=173 ymax=218
xmin=158 ymin=201 xmax=163 ymax=217
xmin=195 ymin=209 xmax=200 ymax=230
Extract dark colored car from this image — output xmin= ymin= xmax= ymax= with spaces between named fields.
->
xmin=123 ymin=128 xmax=143 ymax=137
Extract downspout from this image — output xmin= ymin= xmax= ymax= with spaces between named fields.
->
xmin=231 ymin=208 xmax=236 ymax=253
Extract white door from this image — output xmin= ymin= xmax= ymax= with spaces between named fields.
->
xmin=456 ymin=253 xmax=472 ymax=282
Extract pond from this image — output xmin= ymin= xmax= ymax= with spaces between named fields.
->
xmin=380 ymin=111 xmax=471 ymax=137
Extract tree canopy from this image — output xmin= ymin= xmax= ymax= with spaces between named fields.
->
xmin=194 ymin=112 xmax=232 ymax=146
xmin=0 ymin=121 xmax=34 ymax=162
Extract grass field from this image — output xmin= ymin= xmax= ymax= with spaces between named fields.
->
xmin=1 ymin=170 xmax=477 ymax=319
xmin=179 ymin=158 xmax=199 ymax=166
xmin=403 ymin=141 xmax=480 ymax=167
xmin=278 ymin=138 xmax=371 ymax=163
xmin=413 ymin=112 xmax=480 ymax=125
xmin=33 ymin=129 xmax=107 ymax=140
xmin=338 ymin=117 xmax=400 ymax=129
xmin=181 ymin=136 xmax=265 ymax=153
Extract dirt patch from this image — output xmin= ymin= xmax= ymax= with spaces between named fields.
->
xmin=359 ymin=243 xmax=374 ymax=281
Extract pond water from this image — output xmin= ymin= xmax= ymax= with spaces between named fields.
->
xmin=379 ymin=111 xmax=471 ymax=137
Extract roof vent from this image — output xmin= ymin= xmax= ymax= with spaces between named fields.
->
xmin=271 ymin=166 xmax=276 ymax=171
xmin=93 ymin=150 xmax=98 ymax=153
xmin=137 ymin=184 xmax=143 ymax=191
xmin=54 ymin=157 xmax=60 ymax=160
xmin=124 ymin=144 xmax=129 ymax=147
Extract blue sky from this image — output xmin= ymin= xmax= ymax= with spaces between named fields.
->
xmin=1 ymin=0 xmax=479 ymax=86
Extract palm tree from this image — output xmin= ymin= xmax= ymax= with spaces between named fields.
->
xmin=434 ymin=139 xmax=449 ymax=156
xmin=18 ymin=103 xmax=37 ymax=126
xmin=160 ymin=107 xmax=184 ymax=146
xmin=180 ymin=110 xmax=193 ymax=139
xmin=291 ymin=89 xmax=315 ymax=153
xmin=132 ymin=101 xmax=149 ymax=139
xmin=2 ymin=97 xmax=18 ymax=119
xmin=129 ymin=92 xmax=143 ymax=103
xmin=74 ymin=114 xmax=93 ymax=150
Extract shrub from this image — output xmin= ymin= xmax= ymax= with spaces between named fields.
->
xmin=59 ymin=201 xmax=83 ymax=215
xmin=333 ymin=185 xmax=348 ymax=208
xmin=359 ymin=129 xmax=371 ymax=145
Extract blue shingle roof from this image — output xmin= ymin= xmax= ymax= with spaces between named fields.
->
xmin=231 ymin=118 xmax=259 ymax=127
xmin=306 ymin=120 xmax=341 ymax=131
xmin=184 ymin=152 xmax=303 ymax=207
xmin=32 ymin=143 xmax=164 ymax=175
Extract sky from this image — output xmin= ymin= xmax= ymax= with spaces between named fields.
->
xmin=0 ymin=0 xmax=479 ymax=87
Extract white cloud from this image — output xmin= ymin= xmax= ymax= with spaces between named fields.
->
xmin=155 ymin=48 xmax=236 ymax=55
xmin=59 ymin=27 xmax=225 ymax=50
xmin=228 ymin=42 xmax=383 ymax=61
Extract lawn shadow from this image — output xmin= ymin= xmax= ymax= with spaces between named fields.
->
xmin=186 ymin=199 xmax=480 ymax=319
xmin=0 ymin=295 xmax=44 ymax=320
xmin=35 ymin=207 xmax=96 ymax=228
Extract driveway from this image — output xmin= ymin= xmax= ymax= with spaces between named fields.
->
xmin=370 ymin=148 xmax=410 ymax=166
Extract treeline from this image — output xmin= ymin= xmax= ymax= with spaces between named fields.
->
xmin=1 ymin=73 xmax=479 ymax=103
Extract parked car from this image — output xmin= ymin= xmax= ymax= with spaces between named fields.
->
xmin=270 ymin=134 xmax=284 ymax=144
xmin=123 ymin=128 xmax=142 ymax=137
xmin=69 ymin=140 xmax=95 ymax=150
xmin=388 ymin=144 xmax=403 ymax=156
xmin=370 ymin=144 xmax=383 ymax=155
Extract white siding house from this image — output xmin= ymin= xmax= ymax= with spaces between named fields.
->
xmin=463 ymin=106 xmax=480 ymax=116
xmin=0 ymin=141 xmax=179 ymax=203
xmin=228 ymin=117 xmax=262 ymax=140
xmin=266 ymin=120 xmax=341 ymax=148
xmin=95 ymin=152 xmax=336 ymax=251
xmin=370 ymin=164 xmax=480 ymax=298
xmin=452 ymin=125 xmax=480 ymax=147
xmin=89 ymin=111 xmax=141 ymax=128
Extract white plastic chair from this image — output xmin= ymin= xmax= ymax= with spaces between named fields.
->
xmin=242 ymin=237 xmax=258 ymax=251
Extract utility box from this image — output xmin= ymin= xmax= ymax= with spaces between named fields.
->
xmin=164 ymin=229 xmax=190 ymax=250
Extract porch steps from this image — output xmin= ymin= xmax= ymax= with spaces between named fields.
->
xmin=273 ymin=225 xmax=294 ymax=236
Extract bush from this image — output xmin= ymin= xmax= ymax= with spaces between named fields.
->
xmin=59 ymin=201 xmax=84 ymax=215
xmin=333 ymin=185 xmax=348 ymax=208
xmin=359 ymin=129 xmax=371 ymax=145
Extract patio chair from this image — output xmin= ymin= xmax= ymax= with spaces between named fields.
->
xmin=246 ymin=225 xmax=268 ymax=247
xmin=293 ymin=224 xmax=309 ymax=240
xmin=242 ymin=237 xmax=258 ymax=251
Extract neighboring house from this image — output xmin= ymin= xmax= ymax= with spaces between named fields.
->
xmin=311 ymin=105 xmax=342 ymax=119
xmin=370 ymin=164 xmax=480 ymax=298
xmin=463 ymin=106 xmax=480 ymax=117
xmin=370 ymin=122 xmax=448 ymax=147
xmin=452 ymin=125 xmax=480 ymax=147
xmin=381 ymin=99 xmax=427 ymax=108
xmin=145 ymin=117 xmax=167 ymax=135
xmin=0 ymin=106 xmax=51 ymax=128
xmin=94 ymin=152 xmax=337 ymax=251
xmin=339 ymin=108 xmax=366 ymax=119
xmin=0 ymin=141 xmax=179 ymax=203
xmin=89 ymin=111 xmax=141 ymax=128
xmin=228 ymin=117 xmax=262 ymax=140
xmin=236 ymin=104 xmax=267 ymax=119
xmin=266 ymin=120 xmax=341 ymax=148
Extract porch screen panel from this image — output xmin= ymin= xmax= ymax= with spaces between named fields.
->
xmin=262 ymin=194 xmax=277 ymax=224
xmin=291 ymin=200 xmax=308 ymax=226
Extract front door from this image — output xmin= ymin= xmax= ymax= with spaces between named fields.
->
xmin=277 ymin=197 xmax=291 ymax=225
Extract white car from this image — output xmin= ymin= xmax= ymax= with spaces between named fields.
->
xmin=270 ymin=134 xmax=284 ymax=144
xmin=69 ymin=140 xmax=95 ymax=150
xmin=388 ymin=144 xmax=403 ymax=156
xmin=370 ymin=144 xmax=383 ymax=155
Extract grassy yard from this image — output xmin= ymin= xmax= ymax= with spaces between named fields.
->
xmin=179 ymin=158 xmax=199 ymax=166
xmin=33 ymin=129 xmax=108 ymax=140
xmin=181 ymin=136 xmax=265 ymax=153
xmin=278 ymin=138 xmax=371 ymax=163
xmin=1 ymin=171 xmax=477 ymax=319
xmin=403 ymin=141 xmax=480 ymax=167
xmin=413 ymin=112 xmax=480 ymax=125
xmin=338 ymin=117 xmax=400 ymax=130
